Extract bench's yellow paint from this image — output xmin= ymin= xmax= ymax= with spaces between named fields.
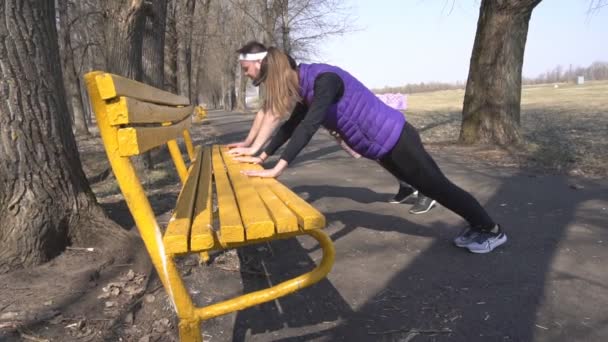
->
xmin=85 ymin=72 xmax=197 ymax=340
xmin=163 ymin=147 xmax=204 ymax=254
xmin=219 ymin=147 xmax=275 ymax=240
xmin=194 ymin=105 xmax=207 ymax=122
xmin=106 ymin=96 xmax=193 ymax=125
xmin=116 ymin=117 xmax=191 ymax=156
xmin=211 ymin=145 xmax=245 ymax=243
xmin=95 ymin=73 xmax=190 ymax=106
xmin=85 ymin=71 xmax=334 ymax=342
xmin=183 ymin=130 xmax=195 ymax=162
xmin=190 ymin=146 xmax=215 ymax=252
xmin=268 ymin=182 xmax=326 ymax=230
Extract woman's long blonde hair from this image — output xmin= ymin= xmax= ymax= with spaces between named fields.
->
xmin=262 ymin=47 xmax=301 ymax=117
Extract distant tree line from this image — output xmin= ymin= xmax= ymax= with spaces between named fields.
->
xmin=374 ymin=60 xmax=608 ymax=94
xmin=523 ymin=61 xmax=608 ymax=84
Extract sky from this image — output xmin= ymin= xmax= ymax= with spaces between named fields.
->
xmin=319 ymin=0 xmax=608 ymax=89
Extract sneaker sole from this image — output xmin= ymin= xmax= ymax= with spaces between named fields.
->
xmin=467 ymin=235 xmax=508 ymax=254
xmin=409 ymin=200 xmax=436 ymax=214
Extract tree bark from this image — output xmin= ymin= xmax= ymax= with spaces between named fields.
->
xmin=164 ymin=0 xmax=178 ymax=93
xmin=175 ymin=0 xmax=195 ymax=99
xmin=0 ymin=0 xmax=130 ymax=273
xmin=104 ymin=0 xmax=147 ymax=80
xmin=236 ymin=67 xmax=248 ymax=111
xmin=192 ymin=0 xmax=213 ymax=103
xmin=57 ymin=0 xmax=89 ymax=136
xmin=459 ymin=0 xmax=542 ymax=145
xmin=142 ymin=0 xmax=168 ymax=89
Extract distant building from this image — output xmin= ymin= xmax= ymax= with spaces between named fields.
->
xmin=577 ymin=76 xmax=585 ymax=85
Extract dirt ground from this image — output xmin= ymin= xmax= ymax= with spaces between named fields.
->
xmin=0 ymin=83 xmax=607 ymax=341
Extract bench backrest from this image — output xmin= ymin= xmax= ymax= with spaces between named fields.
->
xmin=84 ymin=71 xmax=195 ymax=293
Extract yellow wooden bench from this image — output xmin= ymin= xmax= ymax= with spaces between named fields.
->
xmin=84 ymin=71 xmax=335 ymax=341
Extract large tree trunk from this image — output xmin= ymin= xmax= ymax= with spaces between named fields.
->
xmin=142 ymin=0 xmax=168 ymax=89
xmin=164 ymin=0 xmax=178 ymax=93
xmin=175 ymin=0 xmax=195 ymax=99
xmin=278 ymin=0 xmax=291 ymax=54
xmin=57 ymin=0 xmax=89 ymax=136
xmin=459 ymin=0 xmax=542 ymax=145
xmin=0 ymin=0 xmax=130 ymax=273
xmin=104 ymin=0 xmax=147 ymax=80
xmin=192 ymin=0 xmax=213 ymax=103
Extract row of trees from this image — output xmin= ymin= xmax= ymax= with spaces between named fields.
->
xmin=55 ymin=0 xmax=354 ymax=137
xmin=0 ymin=0 xmax=353 ymax=273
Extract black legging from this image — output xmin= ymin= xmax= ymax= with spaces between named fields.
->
xmin=378 ymin=121 xmax=495 ymax=230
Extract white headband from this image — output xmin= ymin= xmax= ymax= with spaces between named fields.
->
xmin=239 ymin=52 xmax=267 ymax=61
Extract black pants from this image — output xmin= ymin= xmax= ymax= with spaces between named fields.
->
xmin=378 ymin=121 xmax=495 ymax=230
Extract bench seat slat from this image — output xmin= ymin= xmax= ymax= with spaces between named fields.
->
xmin=117 ymin=117 xmax=191 ymax=156
xmin=190 ymin=146 xmax=215 ymax=251
xmin=254 ymin=181 xmax=299 ymax=234
xmin=268 ymin=182 xmax=326 ymax=230
xmin=95 ymin=73 xmax=190 ymax=106
xmin=212 ymin=145 xmax=245 ymax=243
xmin=106 ymin=97 xmax=193 ymax=125
xmin=219 ymin=147 xmax=275 ymax=240
xmin=163 ymin=146 xmax=204 ymax=254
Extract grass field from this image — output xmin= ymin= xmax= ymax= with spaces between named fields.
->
xmin=405 ymin=80 xmax=608 ymax=178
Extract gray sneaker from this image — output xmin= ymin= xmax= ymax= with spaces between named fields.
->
xmin=466 ymin=230 xmax=508 ymax=254
xmin=453 ymin=227 xmax=481 ymax=247
xmin=409 ymin=195 xmax=436 ymax=214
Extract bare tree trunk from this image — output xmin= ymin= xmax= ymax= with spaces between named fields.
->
xmin=0 ymin=0 xmax=130 ymax=273
xmin=459 ymin=0 xmax=542 ymax=145
xmin=57 ymin=0 xmax=89 ymax=136
xmin=142 ymin=0 xmax=168 ymax=89
xmin=140 ymin=0 xmax=168 ymax=170
xmin=175 ymin=0 xmax=195 ymax=98
xmin=236 ymin=67 xmax=248 ymax=111
xmin=192 ymin=0 xmax=213 ymax=103
xmin=104 ymin=0 xmax=147 ymax=80
xmin=278 ymin=0 xmax=291 ymax=54
xmin=164 ymin=0 xmax=178 ymax=93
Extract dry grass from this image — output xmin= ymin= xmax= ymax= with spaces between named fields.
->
xmin=405 ymin=80 xmax=608 ymax=178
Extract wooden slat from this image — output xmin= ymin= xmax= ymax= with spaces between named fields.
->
xmin=212 ymin=145 xmax=245 ymax=243
xmin=254 ymin=179 xmax=299 ymax=234
xmin=95 ymin=73 xmax=189 ymax=106
xmin=105 ymin=96 xmax=193 ymax=125
xmin=236 ymin=162 xmax=299 ymax=234
xmin=190 ymin=146 xmax=215 ymax=252
xmin=116 ymin=117 xmax=191 ymax=156
xmin=219 ymin=147 xmax=275 ymax=240
xmin=163 ymin=147 xmax=204 ymax=254
xmin=268 ymin=182 xmax=326 ymax=230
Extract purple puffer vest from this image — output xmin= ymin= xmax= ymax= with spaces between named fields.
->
xmin=298 ymin=63 xmax=405 ymax=160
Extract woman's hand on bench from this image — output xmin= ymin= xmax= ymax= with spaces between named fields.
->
xmin=228 ymin=146 xmax=257 ymax=156
xmin=241 ymin=159 xmax=288 ymax=178
xmin=233 ymin=156 xmax=263 ymax=164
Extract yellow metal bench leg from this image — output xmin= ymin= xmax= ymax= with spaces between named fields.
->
xmin=194 ymin=229 xmax=335 ymax=321
xmin=178 ymin=318 xmax=202 ymax=342
xmin=199 ymin=252 xmax=210 ymax=263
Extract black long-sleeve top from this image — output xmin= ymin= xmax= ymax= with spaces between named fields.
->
xmin=263 ymin=72 xmax=345 ymax=163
